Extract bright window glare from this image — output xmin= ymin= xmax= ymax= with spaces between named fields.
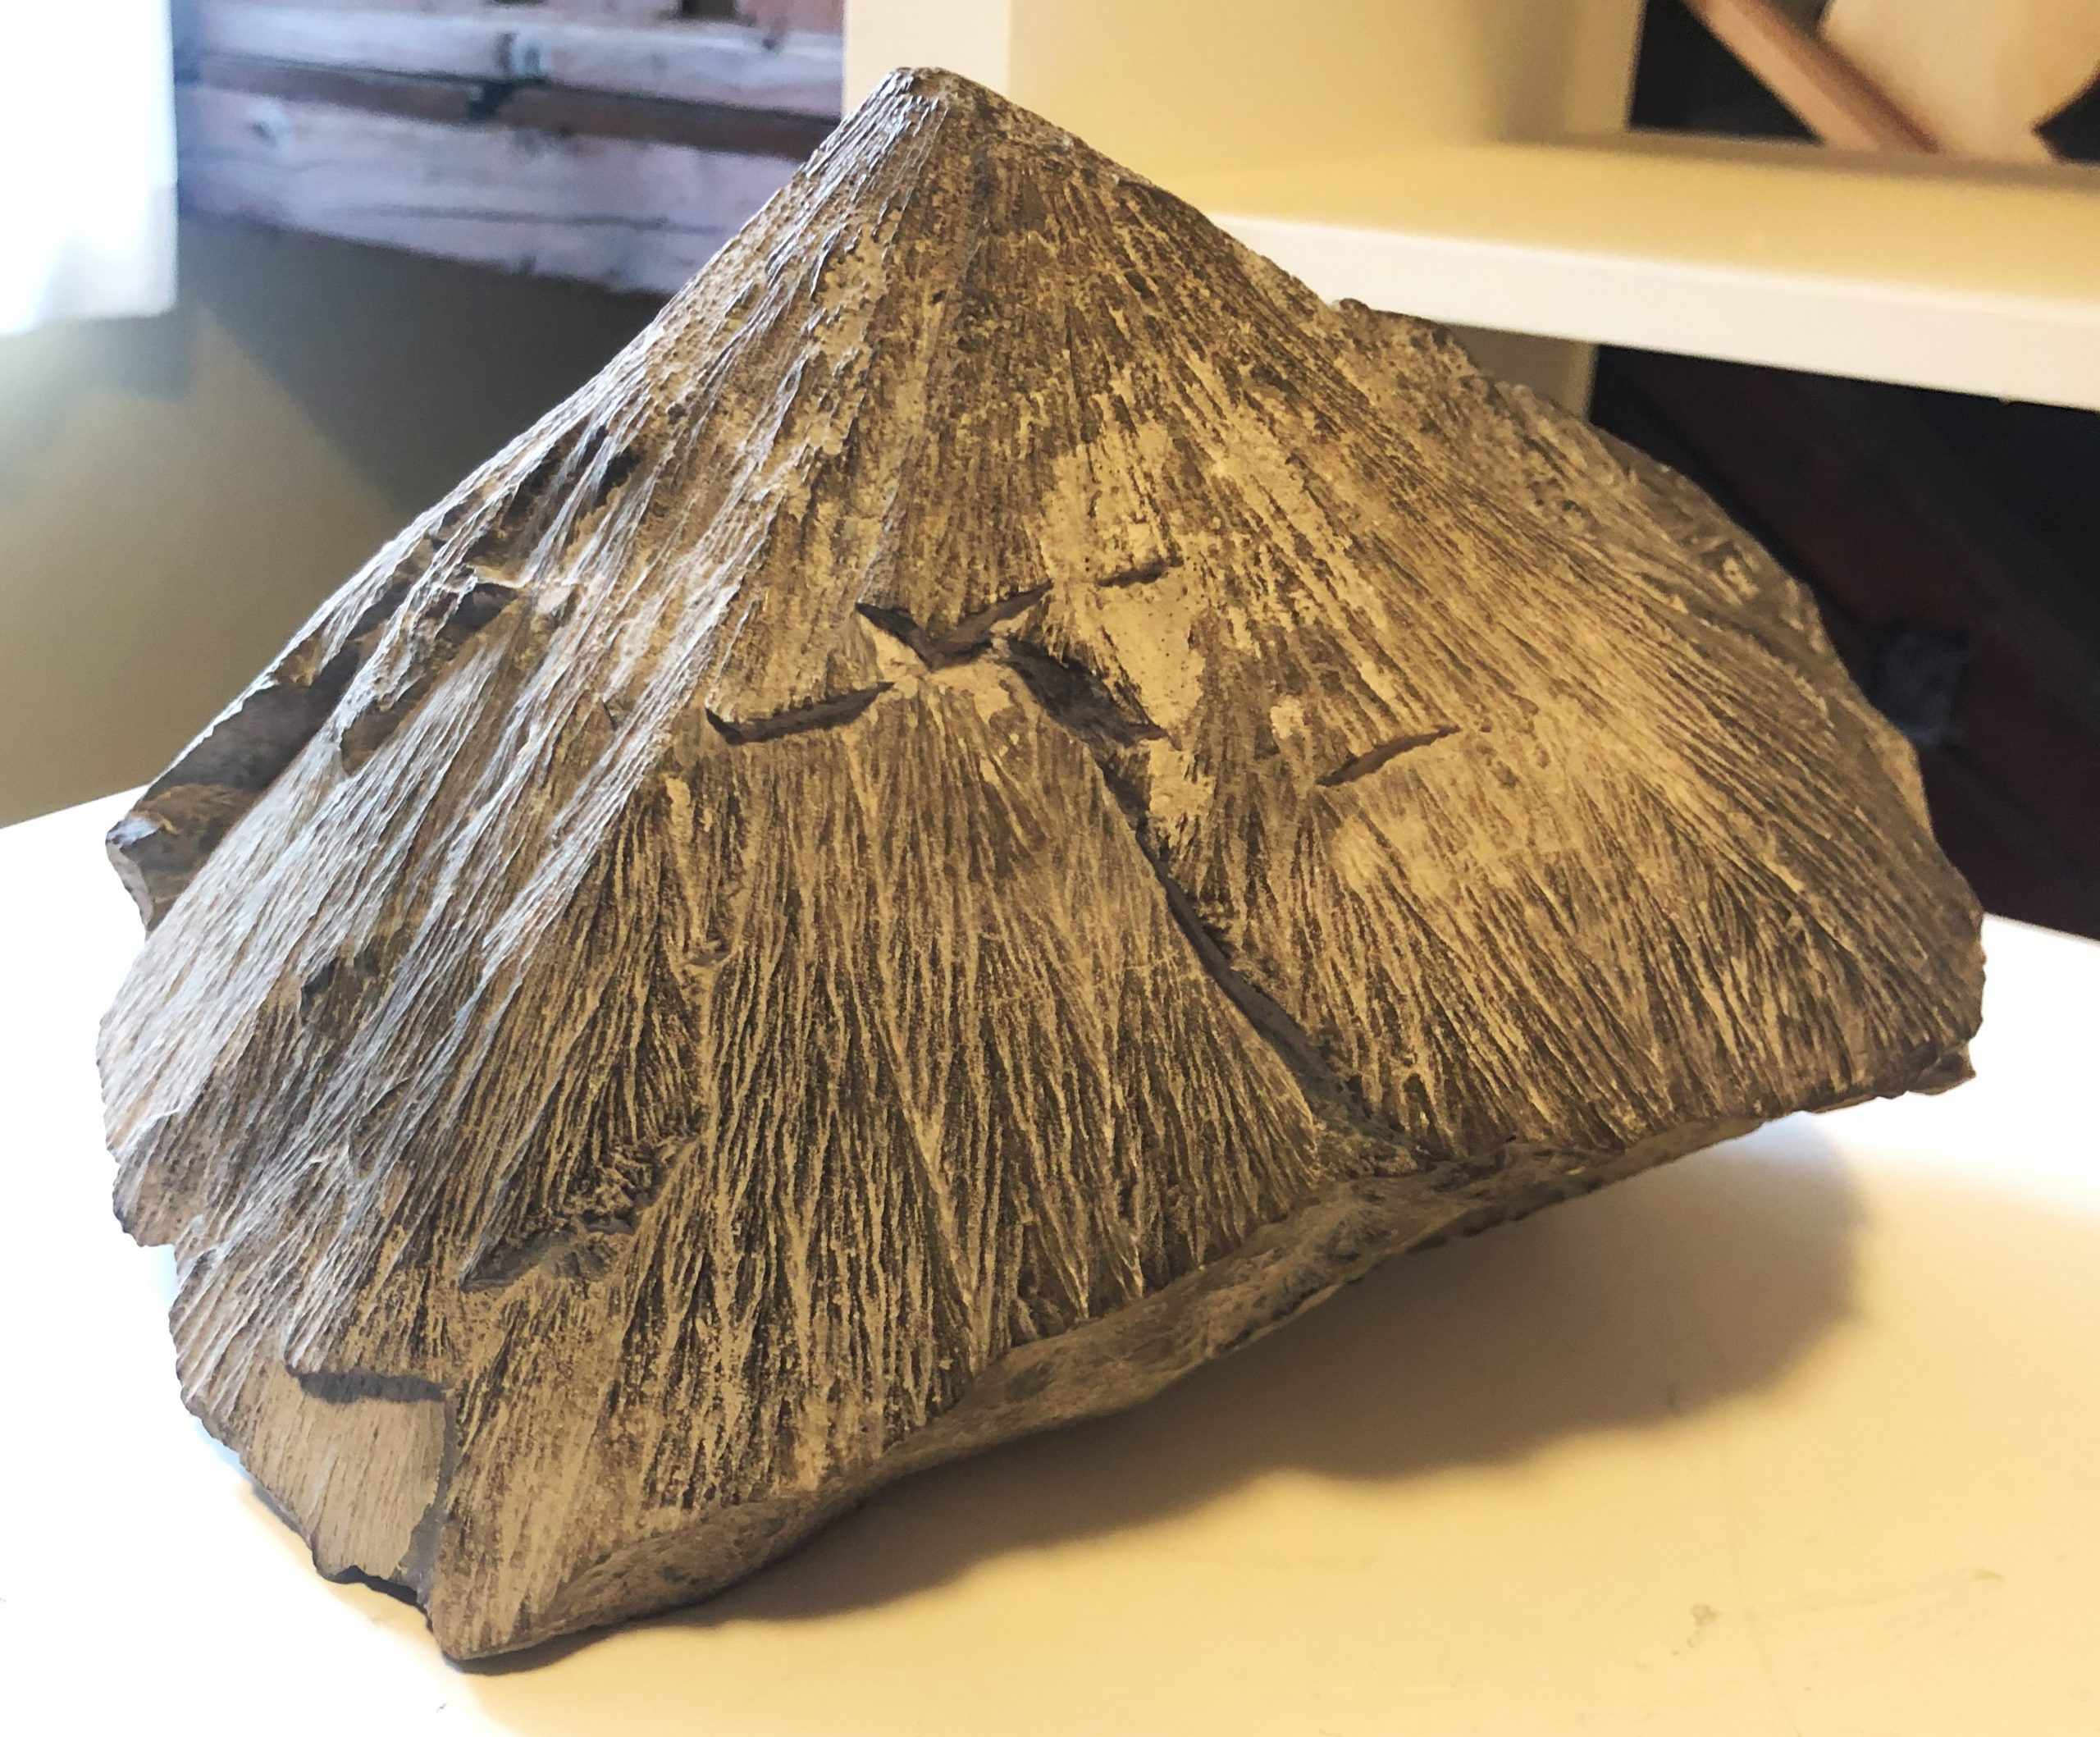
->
xmin=0 ymin=2 xmax=176 ymax=336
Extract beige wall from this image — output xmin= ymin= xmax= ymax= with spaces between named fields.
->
xmin=0 ymin=220 xmax=655 ymax=826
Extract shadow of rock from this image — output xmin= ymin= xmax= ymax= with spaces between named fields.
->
xmin=0 ymin=298 xmax=195 ymax=501
xmin=464 ymin=1118 xmax=1858 ymax=1669
xmin=184 ymin=221 xmax=658 ymax=519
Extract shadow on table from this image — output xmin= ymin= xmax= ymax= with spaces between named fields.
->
xmin=457 ymin=1119 xmax=1858 ymax=1684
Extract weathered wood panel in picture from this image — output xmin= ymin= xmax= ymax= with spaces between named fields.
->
xmin=175 ymin=0 xmax=844 ymax=291
xmin=103 ymin=70 xmax=1984 ymax=1660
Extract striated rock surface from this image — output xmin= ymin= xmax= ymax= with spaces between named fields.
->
xmin=99 ymin=69 xmax=1983 ymax=1658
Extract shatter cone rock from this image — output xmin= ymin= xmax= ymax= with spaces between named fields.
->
xmin=101 ymin=70 xmax=1982 ymax=1657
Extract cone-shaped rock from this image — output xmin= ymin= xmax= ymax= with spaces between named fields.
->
xmin=100 ymin=69 xmax=1982 ymax=1657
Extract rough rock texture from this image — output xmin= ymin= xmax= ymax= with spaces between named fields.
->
xmin=99 ymin=69 xmax=1984 ymax=1659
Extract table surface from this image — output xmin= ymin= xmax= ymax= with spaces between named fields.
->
xmin=4 ymin=791 xmax=2098 ymax=1735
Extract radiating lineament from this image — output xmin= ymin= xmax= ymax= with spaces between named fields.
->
xmin=99 ymin=68 xmax=1981 ymax=1660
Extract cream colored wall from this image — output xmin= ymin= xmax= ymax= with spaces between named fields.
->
xmin=846 ymin=0 xmax=1645 ymax=171
xmin=0 ymin=220 xmax=655 ymax=827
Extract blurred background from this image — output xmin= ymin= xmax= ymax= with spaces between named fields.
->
xmin=3 ymin=0 xmax=2097 ymax=935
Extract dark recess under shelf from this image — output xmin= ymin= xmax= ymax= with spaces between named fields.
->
xmin=1593 ymin=349 xmax=2100 ymax=940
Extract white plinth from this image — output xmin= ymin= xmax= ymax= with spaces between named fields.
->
xmin=5 ymin=791 xmax=2097 ymax=1735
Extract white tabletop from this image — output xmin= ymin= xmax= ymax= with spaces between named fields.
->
xmin=4 ymin=790 xmax=2098 ymax=1735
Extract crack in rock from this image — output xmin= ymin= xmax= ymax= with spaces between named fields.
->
xmin=1318 ymin=724 xmax=1461 ymax=788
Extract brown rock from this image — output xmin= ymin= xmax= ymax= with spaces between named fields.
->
xmin=98 ymin=68 xmax=1982 ymax=1659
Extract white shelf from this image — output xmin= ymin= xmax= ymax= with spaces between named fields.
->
xmin=846 ymin=0 xmax=2100 ymax=410
xmin=1184 ymin=136 xmax=2100 ymax=410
